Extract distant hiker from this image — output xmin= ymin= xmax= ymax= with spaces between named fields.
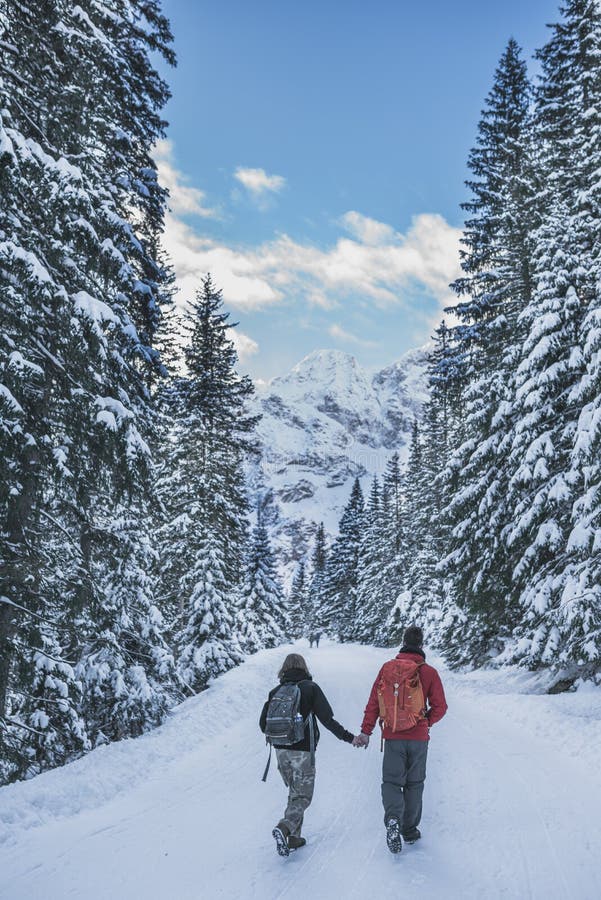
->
xmin=260 ymin=653 xmax=356 ymax=857
xmin=353 ymin=626 xmax=447 ymax=854
xmin=309 ymin=631 xmax=322 ymax=648
xmin=315 ymin=631 xmax=321 ymax=647
xmin=309 ymin=633 xmax=316 ymax=647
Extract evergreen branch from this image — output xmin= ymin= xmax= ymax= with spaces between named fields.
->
xmin=0 ymin=596 xmax=63 ymax=630
xmin=12 ymin=690 xmax=77 ymax=707
xmin=38 ymin=508 xmax=86 ymax=554
xmin=1 ymin=715 xmax=49 ymax=738
xmin=0 ymin=39 xmax=19 ymax=56
xmin=12 ymin=639 xmax=77 ymax=667
xmin=525 ymin=591 xmax=599 ymax=629
xmin=6 ymin=94 xmax=53 ymax=151
xmin=0 ymin=62 xmax=26 ymax=85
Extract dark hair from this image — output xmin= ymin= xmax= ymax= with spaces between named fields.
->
xmin=403 ymin=625 xmax=424 ymax=648
xmin=278 ymin=653 xmax=311 ymax=681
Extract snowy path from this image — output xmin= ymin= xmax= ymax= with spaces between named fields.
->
xmin=1 ymin=642 xmax=600 ymax=900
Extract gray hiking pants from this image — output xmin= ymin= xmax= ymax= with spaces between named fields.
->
xmin=381 ymin=739 xmax=428 ymax=832
xmin=276 ymin=749 xmax=316 ymax=837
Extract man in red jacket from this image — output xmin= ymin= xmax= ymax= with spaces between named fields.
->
xmin=353 ymin=626 xmax=447 ymax=853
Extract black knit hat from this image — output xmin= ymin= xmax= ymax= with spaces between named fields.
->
xmin=403 ymin=625 xmax=423 ymax=648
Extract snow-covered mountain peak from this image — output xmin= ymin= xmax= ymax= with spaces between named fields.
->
xmin=263 ymin=348 xmax=371 ymax=405
xmin=249 ymin=345 xmax=430 ymax=580
xmin=290 ymin=347 xmax=359 ymax=375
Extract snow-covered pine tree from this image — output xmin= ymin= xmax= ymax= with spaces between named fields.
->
xmin=377 ymin=453 xmax=407 ymax=636
xmin=502 ymin=1 xmax=601 ymax=677
xmin=389 ymin=422 xmax=432 ymax=641
xmin=355 ymin=477 xmax=389 ymax=643
xmin=0 ymin=0 xmax=175 ymax=780
xmin=321 ymin=478 xmax=365 ymax=641
xmin=182 ymin=275 xmax=258 ymax=588
xmin=288 ymin=561 xmax=309 ymax=639
xmin=384 ymin=453 xmax=403 ymax=558
xmin=176 ymin=529 xmax=241 ymax=692
xmin=307 ymin=523 xmax=328 ymax=634
xmin=75 ymin=507 xmax=178 ymax=746
xmin=237 ymin=505 xmax=287 ymax=653
xmin=438 ymin=39 xmax=537 ymax=664
xmin=421 ymin=341 xmax=467 ymax=654
xmin=159 ymin=275 xmax=260 ymax=690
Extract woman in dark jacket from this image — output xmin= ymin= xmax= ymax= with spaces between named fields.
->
xmin=259 ymin=653 xmax=355 ymax=856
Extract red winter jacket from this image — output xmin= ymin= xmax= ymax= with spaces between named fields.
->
xmin=360 ymin=651 xmax=448 ymax=742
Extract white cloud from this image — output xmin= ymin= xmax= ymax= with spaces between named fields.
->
xmin=340 ymin=211 xmax=396 ymax=246
xmin=234 ymin=166 xmax=286 ymax=198
xmin=328 ymin=323 xmax=378 ymax=348
xmin=154 ymin=140 xmax=217 ymax=218
xmin=229 ymin=328 xmax=259 ymax=362
xmin=162 ymin=207 xmax=462 ymax=315
xmin=161 ymin=212 xmax=282 ymax=310
xmin=158 ymin=144 xmax=461 ymax=323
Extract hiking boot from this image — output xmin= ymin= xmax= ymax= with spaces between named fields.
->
xmin=272 ymin=821 xmax=290 ymax=857
xmin=385 ymin=817 xmax=402 ymax=854
xmin=287 ymin=835 xmax=307 ymax=850
xmin=402 ymin=827 xmax=421 ymax=844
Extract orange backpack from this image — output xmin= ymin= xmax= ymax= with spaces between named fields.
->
xmin=377 ymin=658 xmax=426 ymax=739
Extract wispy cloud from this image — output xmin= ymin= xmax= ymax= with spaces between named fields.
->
xmin=162 ymin=213 xmax=281 ymax=310
xmin=234 ymin=166 xmax=286 ymax=202
xmin=229 ymin=328 xmax=259 ymax=362
xmin=154 ymin=140 xmax=217 ymax=218
xmin=339 ymin=211 xmax=396 ymax=246
xmin=163 ymin=208 xmax=461 ymax=314
xmin=328 ymin=323 xmax=378 ymax=348
xmin=159 ymin=146 xmax=462 ymax=346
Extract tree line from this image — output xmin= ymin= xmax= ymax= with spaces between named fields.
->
xmin=2 ymin=0 xmax=599 ymax=787
xmin=306 ymin=1 xmax=601 ymax=687
xmin=0 ymin=1 xmax=287 ymax=785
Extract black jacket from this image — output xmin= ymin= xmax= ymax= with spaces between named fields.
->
xmin=259 ymin=668 xmax=353 ymax=751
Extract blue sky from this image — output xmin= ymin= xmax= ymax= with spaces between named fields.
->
xmin=157 ymin=0 xmax=560 ymax=380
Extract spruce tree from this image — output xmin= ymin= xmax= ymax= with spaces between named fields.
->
xmin=439 ymin=39 xmax=537 ymax=663
xmin=75 ymin=508 xmax=178 ymax=746
xmin=288 ymin=561 xmax=310 ymax=639
xmin=307 ymin=523 xmax=328 ymax=633
xmin=321 ymin=479 xmax=365 ymax=640
xmin=176 ymin=530 xmax=241 ymax=691
xmin=503 ymin=1 xmax=601 ymax=675
xmin=0 ymin=0 xmax=176 ymax=778
xmin=159 ymin=276 xmax=259 ymax=690
xmin=355 ymin=477 xmax=390 ymax=643
xmin=237 ymin=506 xmax=287 ymax=653
xmin=389 ymin=422 xmax=430 ymax=641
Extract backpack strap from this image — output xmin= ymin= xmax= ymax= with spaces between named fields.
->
xmin=261 ymin=740 xmax=273 ymax=783
xmin=308 ymin=713 xmax=315 ymax=767
xmin=415 ymin=659 xmax=427 ymax=717
xmin=299 ymin=679 xmax=316 ymax=766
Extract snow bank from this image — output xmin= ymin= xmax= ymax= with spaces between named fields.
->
xmin=0 ymin=644 xmax=294 ymax=846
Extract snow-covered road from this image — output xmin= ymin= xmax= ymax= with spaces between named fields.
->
xmin=1 ymin=642 xmax=600 ymax=900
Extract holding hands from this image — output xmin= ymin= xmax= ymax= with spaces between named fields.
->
xmin=352 ymin=733 xmax=369 ymax=749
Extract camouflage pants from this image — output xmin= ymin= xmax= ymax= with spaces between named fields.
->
xmin=276 ymin=749 xmax=316 ymax=837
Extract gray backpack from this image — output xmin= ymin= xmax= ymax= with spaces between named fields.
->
xmin=264 ymin=683 xmax=305 ymax=746
xmin=261 ymin=682 xmax=315 ymax=781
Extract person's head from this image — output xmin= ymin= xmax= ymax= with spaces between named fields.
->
xmin=278 ymin=653 xmax=311 ymax=682
xmin=402 ymin=625 xmax=424 ymax=649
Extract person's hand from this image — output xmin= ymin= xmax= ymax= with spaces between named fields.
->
xmin=352 ymin=733 xmax=369 ymax=748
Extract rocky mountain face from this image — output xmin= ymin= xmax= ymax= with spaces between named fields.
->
xmin=248 ymin=347 xmax=429 ymax=583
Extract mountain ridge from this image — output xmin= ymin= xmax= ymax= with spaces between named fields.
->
xmin=248 ymin=345 xmax=430 ymax=582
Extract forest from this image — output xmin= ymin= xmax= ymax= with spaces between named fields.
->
xmin=1 ymin=0 xmax=600 ymax=786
